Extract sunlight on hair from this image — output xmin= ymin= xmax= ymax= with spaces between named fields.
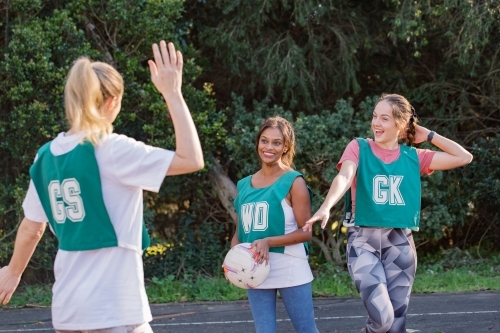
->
xmin=64 ymin=57 xmax=124 ymax=145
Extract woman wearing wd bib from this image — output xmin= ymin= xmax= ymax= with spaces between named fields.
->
xmin=231 ymin=117 xmax=318 ymax=333
xmin=0 ymin=41 xmax=203 ymax=332
xmin=303 ymin=94 xmax=472 ymax=333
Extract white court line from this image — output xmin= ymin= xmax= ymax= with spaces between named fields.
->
xmin=0 ymin=310 xmax=498 ymax=331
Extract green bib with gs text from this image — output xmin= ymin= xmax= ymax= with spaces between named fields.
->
xmin=30 ymin=141 xmax=151 ymax=251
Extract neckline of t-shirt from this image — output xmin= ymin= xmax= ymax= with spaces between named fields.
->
xmin=249 ymin=170 xmax=296 ymax=189
xmin=50 ymin=132 xmax=83 ymax=156
xmin=365 ymin=138 xmax=401 ymax=165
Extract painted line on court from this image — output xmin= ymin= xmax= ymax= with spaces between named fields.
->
xmin=0 ymin=310 xmax=498 ymax=331
xmin=153 ymin=310 xmax=500 ymax=326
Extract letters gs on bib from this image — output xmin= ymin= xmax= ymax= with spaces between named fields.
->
xmin=373 ymin=175 xmax=405 ymax=206
xmin=48 ymin=178 xmax=86 ymax=223
xmin=241 ymin=202 xmax=269 ymax=233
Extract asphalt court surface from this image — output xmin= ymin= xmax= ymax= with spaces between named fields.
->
xmin=0 ymin=291 xmax=499 ymax=332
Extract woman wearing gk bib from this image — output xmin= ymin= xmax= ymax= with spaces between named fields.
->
xmin=231 ymin=117 xmax=319 ymax=333
xmin=0 ymin=41 xmax=203 ymax=333
xmin=303 ymin=94 xmax=472 ymax=333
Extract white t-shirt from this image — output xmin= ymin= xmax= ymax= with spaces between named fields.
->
xmin=23 ymin=132 xmax=174 ymax=330
xmin=254 ymin=199 xmax=314 ymax=289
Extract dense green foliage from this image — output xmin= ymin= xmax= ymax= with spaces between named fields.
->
xmin=7 ymin=250 xmax=500 ymax=307
xmin=0 ymin=0 xmax=498 ymax=282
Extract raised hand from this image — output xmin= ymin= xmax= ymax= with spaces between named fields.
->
xmin=413 ymin=125 xmax=431 ymax=144
xmin=148 ymin=40 xmax=183 ymax=99
xmin=302 ymin=207 xmax=330 ymax=232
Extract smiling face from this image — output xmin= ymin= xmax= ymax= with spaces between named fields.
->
xmin=372 ymin=99 xmax=402 ymax=146
xmin=257 ymin=127 xmax=287 ymax=165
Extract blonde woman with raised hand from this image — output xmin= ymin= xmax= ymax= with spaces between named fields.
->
xmin=0 ymin=41 xmax=203 ymax=333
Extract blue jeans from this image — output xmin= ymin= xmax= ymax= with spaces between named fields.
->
xmin=246 ymin=282 xmax=319 ymax=333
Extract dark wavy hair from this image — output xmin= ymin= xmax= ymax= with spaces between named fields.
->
xmin=255 ymin=116 xmax=296 ymax=167
xmin=376 ymin=93 xmax=418 ymax=146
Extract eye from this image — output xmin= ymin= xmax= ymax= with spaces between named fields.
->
xmin=260 ymin=139 xmax=268 ymax=144
xmin=273 ymin=141 xmax=282 ymax=146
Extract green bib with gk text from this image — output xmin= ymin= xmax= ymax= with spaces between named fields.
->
xmin=353 ymin=138 xmax=421 ymax=230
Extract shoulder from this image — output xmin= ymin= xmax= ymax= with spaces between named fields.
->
xmin=290 ymin=176 xmax=307 ymax=191
xmin=338 ymin=138 xmax=361 ymax=170
xmin=289 ymin=176 xmax=311 ymax=204
xmin=99 ymin=133 xmax=137 ymax=148
xmin=346 ymin=138 xmax=362 ymax=152
xmin=98 ymin=133 xmax=171 ymax=156
xmin=236 ymin=175 xmax=253 ymax=188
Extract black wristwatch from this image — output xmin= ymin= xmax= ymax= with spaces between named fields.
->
xmin=427 ymin=131 xmax=435 ymax=143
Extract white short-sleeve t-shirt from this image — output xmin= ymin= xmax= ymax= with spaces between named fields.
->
xmin=23 ymin=132 xmax=175 ymax=330
xmin=254 ymin=199 xmax=314 ymax=289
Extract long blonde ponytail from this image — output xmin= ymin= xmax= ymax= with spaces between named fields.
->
xmin=64 ymin=57 xmax=124 ymax=145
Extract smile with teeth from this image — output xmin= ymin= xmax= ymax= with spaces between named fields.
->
xmin=262 ymin=151 xmax=275 ymax=157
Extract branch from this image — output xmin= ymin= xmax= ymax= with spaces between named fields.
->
xmin=207 ymin=155 xmax=238 ymax=225
xmin=311 ymin=236 xmax=333 ymax=264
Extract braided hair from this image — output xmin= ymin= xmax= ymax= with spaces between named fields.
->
xmin=376 ymin=93 xmax=418 ymax=146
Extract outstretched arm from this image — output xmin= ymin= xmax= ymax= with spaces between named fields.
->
xmin=303 ymin=160 xmax=357 ymax=231
xmin=414 ymin=126 xmax=473 ymax=170
xmin=148 ymin=41 xmax=204 ymax=176
xmin=0 ymin=218 xmax=46 ymax=305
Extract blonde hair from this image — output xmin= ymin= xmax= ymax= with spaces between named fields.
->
xmin=376 ymin=93 xmax=418 ymax=146
xmin=255 ymin=116 xmax=296 ymax=167
xmin=64 ymin=57 xmax=124 ymax=145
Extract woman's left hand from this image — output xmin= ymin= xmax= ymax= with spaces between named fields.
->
xmin=251 ymin=238 xmax=271 ymax=266
xmin=413 ymin=125 xmax=431 ymax=144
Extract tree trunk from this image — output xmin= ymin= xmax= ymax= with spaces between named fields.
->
xmin=207 ymin=157 xmax=238 ymax=224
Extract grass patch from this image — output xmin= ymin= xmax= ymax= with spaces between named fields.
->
xmin=7 ymin=284 xmax=52 ymax=308
xmin=4 ymin=253 xmax=500 ymax=307
xmin=146 ymin=275 xmax=247 ymax=303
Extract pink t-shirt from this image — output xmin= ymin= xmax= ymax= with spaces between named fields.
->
xmin=337 ymin=138 xmax=436 ymax=214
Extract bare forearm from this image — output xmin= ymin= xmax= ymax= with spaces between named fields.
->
xmin=321 ymin=174 xmax=352 ymax=211
xmin=164 ymin=92 xmax=204 ymax=169
xmin=431 ymin=133 xmax=472 ymax=162
xmin=267 ymin=229 xmax=312 ymax=247
xmin=9 ymin=219 xmax=45 ymax=276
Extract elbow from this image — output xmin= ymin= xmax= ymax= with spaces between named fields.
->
xmin=190 ymin=156 xmax=204 ymax=173
xmin=196 ymin=156 xmax=205 ymax=171
xmin=462 ymin=151 xmax=473 ymax=166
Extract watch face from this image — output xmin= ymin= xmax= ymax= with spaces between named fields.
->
xmin=427 ymin=131 xmax=434 ymax=142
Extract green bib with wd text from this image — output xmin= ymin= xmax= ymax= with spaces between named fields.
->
xmin=235 ymin=170 xmax=310 ymax=254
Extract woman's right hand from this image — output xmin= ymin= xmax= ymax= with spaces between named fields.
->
xmin=0 ymin=266 xmax=21 ymax=305
xmin=303 ymin=206 xmax=330 ymax=232
xmin=148 ymin=40 xmax=183 ymax=99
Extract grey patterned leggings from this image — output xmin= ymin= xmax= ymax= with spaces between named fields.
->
xmin=347 ymin=227 xmax=417 ymax=333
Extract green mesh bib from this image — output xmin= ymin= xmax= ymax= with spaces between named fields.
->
xmin=235 ymin=170 xmax=310 ymax=254
xmin=30 ymin=140 xmax=150 ymax=251
xmin=344 ymin=138 xmax=421 ymax=230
